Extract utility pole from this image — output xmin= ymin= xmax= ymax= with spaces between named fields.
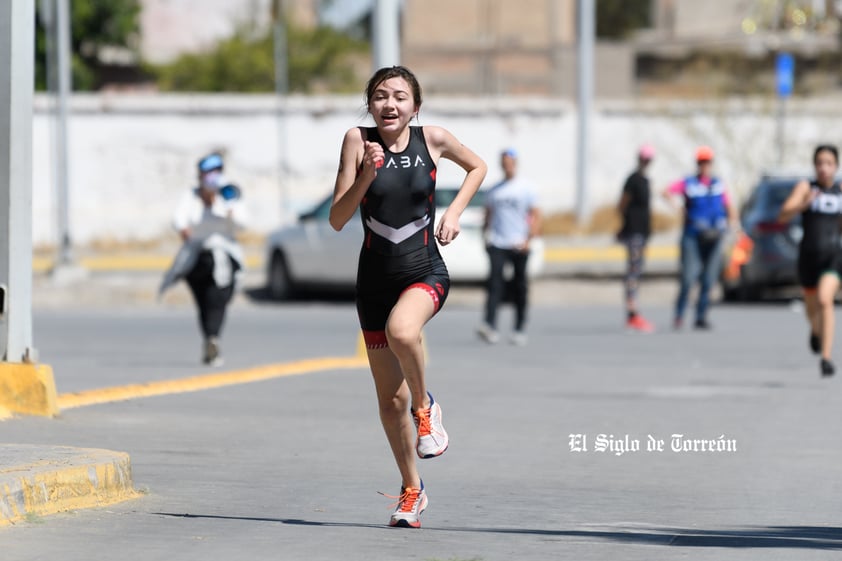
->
xmin=54 ymin=0 xmax=73 ymax=264
xmin=575 ymin=0 xmax=595 ymax=225
xmin=372 ymin=0 xmax=401 ymax=69
xmin=272 ymin=0 xmax=290 ymax=220
xmin=0 ymin=0 xmax=36 ymax=363
xmin=39 ymin=0 xmax=75 ymax=268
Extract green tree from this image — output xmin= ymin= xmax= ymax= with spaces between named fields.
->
xmin=152 ymin=21 xmax=368 ymax=93
xmin=35 ymin=0 xmax=141 ymax=91
xmin=596 ymin=0 xmax=651 ymax=39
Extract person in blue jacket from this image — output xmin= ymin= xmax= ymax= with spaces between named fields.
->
xmin=663 ymin=146 xmax=738 ymax=330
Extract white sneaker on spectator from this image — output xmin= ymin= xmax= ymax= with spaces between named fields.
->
xmin=510 ymin=331 xmax=528 ymax=346
xmin=476 ymin=323 xmax=499 ymax=344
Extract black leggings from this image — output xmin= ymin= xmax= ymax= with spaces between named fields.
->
xmin=484 ymin=245 xmax=529 ymax=331
xmin=185 ymin=250 xmax=236 ymax=339
xmin=623 ymin=234 xmax=647 ymax=304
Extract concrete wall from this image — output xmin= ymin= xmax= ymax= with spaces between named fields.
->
xmin=31 ymin=93 xmax=842 ymax=246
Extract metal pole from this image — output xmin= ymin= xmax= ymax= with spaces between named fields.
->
xmin=272 ymin=0 xmax=290 ymax=219
xmin=575 ymin=0 xmax=594 ymax=224
xmin=39 ymin=0 xmax=60 ymax=247
xmin=55 ymin=0 xmax=72 ymax=263
xmin=776 ymin=96 xmax=785 ymax=167
xmin=0 ymin=0 xmax=36 ymax=362
xmin=373 ymin=0 xmax=401 ymax=69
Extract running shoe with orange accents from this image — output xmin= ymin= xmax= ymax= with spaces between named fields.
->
xmin=413 ymin=392 xmax=449 ymax=459
xmin=626 ymin=314 xmax=655 ymax=333
xmin=384 ymin=483 xmax=428 ymax=528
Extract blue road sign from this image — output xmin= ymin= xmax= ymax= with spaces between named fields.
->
xmin=776 ymin=52 xmax=794 ymax=97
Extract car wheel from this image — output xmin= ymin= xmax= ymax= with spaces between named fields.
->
xmin=722 ymin=281 xmax=757 ymax=302
xmin=268 ymin=251 xmax=295 ymax=300
xmin=722 ymin=282 xmax=742 ymax=302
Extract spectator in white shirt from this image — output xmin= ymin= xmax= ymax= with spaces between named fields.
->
xmin=476 ymin=148 xmax=541 ymax=346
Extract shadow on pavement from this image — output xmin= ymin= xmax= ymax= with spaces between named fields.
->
xmin=153 ymin=513 xmax=842 ymax=549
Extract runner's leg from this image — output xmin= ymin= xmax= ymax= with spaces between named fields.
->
xmin=367 ymin=348 xmax=421 ymax=489
xmin=385 ymin=288 xmax=437 ymax=411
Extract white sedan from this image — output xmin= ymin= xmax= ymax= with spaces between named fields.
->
xmin=264 ymin=188 xmax=544 ymax=299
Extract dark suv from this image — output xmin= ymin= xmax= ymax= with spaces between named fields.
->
xmin=721 ymin=175 xmax=803 ymax=300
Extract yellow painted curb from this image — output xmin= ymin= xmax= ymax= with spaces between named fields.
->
xmin=544 ymin=244 xmax=678 ymax=263
xmin=33 ymin=245 xmax=684 ymax=272
xmin=0 ymin=363 xmax=59 ymax=417
xmin=33 ymin=245 xmax=681 ymax=272
xmin=0 ymin=445 xmax=137 ymax=526
xmin=33 ymin=254 xmax=263 ymax=274
xmin=58 ymin=356 xmax=368 ymax=410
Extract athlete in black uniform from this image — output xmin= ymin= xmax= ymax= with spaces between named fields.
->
xmin=355 ymin=126 xmax=451 ymax=342
xmin=779 ymin=144 xmax=842 ymax=376
xmin=329 ymin=66 xmax=487 ymax=528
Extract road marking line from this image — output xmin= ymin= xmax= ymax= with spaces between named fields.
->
xmin=57 ymin=356 xmax=368 ymax=410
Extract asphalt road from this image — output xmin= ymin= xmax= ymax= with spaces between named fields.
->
xmin=3 ymin=293 xmax=842 ymax=560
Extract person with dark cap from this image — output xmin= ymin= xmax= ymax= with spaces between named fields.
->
xmin=160 ymin=152 xmax=248 ymax=366
xmin=617 ymin=144 xmax=656 ymax=333
xmin=476 ymin=148 xmax=541 ymax=345
xmin=663 ymin=145 xmax=738 ymax=330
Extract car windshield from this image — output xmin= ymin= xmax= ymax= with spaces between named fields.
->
xmin=759 ymin=180 xmax=797 ymax=209
xmin=744 ymin=179 xmax=796 ymax=218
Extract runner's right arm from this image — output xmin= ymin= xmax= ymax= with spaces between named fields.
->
xmin=778 ymin=179 xmax=813 ymax=224
xmin=329 ymin=128 xmax=383 ymax=231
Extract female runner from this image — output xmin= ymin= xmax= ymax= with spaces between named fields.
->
xmin=779 ymin=144 xmax=842 ymax=377
xmin=329 ymin=66 xmax=487 ymax=527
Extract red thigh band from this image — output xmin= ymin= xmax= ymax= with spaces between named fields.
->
xmin=362 ymin=329 xmax=388 ymax=349
xmin=403 ymin=282 xmax=442 ymax=313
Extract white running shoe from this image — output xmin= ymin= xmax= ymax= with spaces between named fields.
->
xmin=413 ymin=392 xmax=449 ymax=459
xmin=386 ymin=483 xmax=428 ymax=528
xmin=476 ymin=323 xmax=499 ymax=344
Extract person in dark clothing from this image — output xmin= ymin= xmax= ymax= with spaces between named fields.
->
xmin=778 ymin=144 xmax=842 ymax=377
xmin=476 ymin=148 xmax=541 ymax=346
xmin=166 ymin=153 xmax=247 ymax=366
xmin=617 ymin=144 xmax=655 ymax=332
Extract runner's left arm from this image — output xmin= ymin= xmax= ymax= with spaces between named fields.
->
xmin=424 ymin=126 xmax=487 ymax=246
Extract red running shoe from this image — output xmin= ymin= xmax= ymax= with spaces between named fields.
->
xmin=626 ymin=315 xmax=655 ymax=333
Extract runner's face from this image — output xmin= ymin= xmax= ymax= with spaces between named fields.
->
xmin=368 ymin=77 xmax=418 ymax=133
xmin=815 ymin=151 xmax=838 ymax=184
